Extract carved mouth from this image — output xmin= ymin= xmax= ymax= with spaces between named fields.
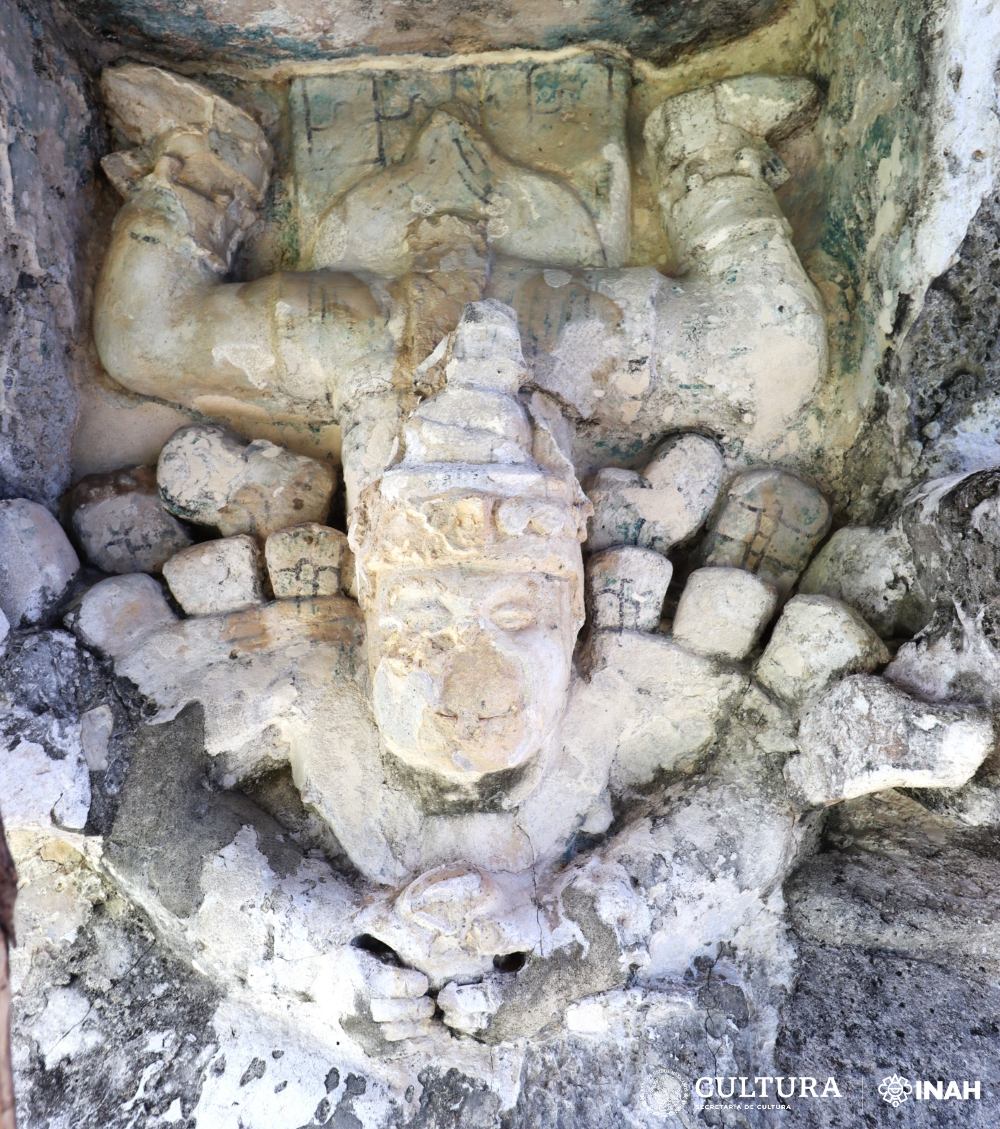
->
xmin=434 ymin=708 xmax=516 ymax=723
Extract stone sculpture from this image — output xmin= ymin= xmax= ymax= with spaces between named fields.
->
xmin=5 ymin=49 xmax=997 ymax=1126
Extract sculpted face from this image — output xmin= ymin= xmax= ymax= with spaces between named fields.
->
xmin=366 ymin=566 xmax=578 ymax=778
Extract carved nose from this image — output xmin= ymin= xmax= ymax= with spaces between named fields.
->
xmin=439 ymin=642 xmax=521 ymax=720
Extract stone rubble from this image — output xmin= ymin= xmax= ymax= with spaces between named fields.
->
xmin=264 ymin=523 xmax=350 ymax=598
xmin=755 ymin=594 xmax=889 ymax=706
xmin=157 ymin=425 xmax=337 ymax=538
xmin=671 ymin=566 xmax=777 ymax=661
xmin=0 ymin=498 xmax=80 ymax=627
xmin=67 ymin=464 xmax=193 ymax=574
xmin=700 ymin=469 xmax=831 ymax=598
xmin=786 ymin=674 xmax=995 ymax=807
xmin=585 ymin=433 xmax=723 ymax=554
xmin=585 ymin=547 xmax=672 ymax=632
xmin=162 ymin=536 xmax=266 ymax=616
xmin=798 ymin=523 xmax=928 ymax=637
xmin=65 ymin=573 xmax=179 ymax=659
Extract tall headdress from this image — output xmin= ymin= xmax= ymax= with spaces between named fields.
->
xmin=349 ymin=301 xmax=591 ymax=620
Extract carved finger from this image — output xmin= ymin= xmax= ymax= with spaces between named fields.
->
xmin=380 ymin=1019 xmax=435 ymax=1042
xmin=370 ymin=995 xmax=436 ymax=1024
xmin=365 ymin=962 xmax=430 ymax=1000
xmin=441 ymin=1010 xmax=491 ymax=1035
xmin=438 ymin=979 xmax=505 ymax=1034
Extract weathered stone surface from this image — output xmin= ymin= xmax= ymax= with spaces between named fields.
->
xmin=80 ymin=704 xmax=114 ymax=772
xmin=887 ymin=605 xmax=1000 ymax=712
xmin=797 ymin=523 xmax=928 ymax=638
xmin=11 ymin=844 xmax=221 ymax=1129
xmin=296 ymin=57 xmax=630 ymax=275
xmin=900 ymin=468 xmax=1000 ymax=619
xmin=66 ymin=573 xmax=178 ymax=659
xmin=1 ymin=710 xmax=91 ymax=831
xmin=158 ymin=426 xmax=336 ymax=538
xmin=583 ymin=632 xmax=749 ymax=789
xmin=894 ymin=184 xmax=1000 ymax=484
xmin=264 ymin=523 xmax=350 ymax=598
xmin=162 ymin=536 xmax=266 ymax=616
xmin=0 ymin=499 xmax=79 ymax=627
xmin=0 ymin=628 xmax=112 ymax=841
xmin=700 ymin=470 xmax=831 ymax=597
xmin=755 ymin=594 xmax=889 ymax=706
xmin=786 ymin=675 xmax=995 ymax=807
xmin=71 ymin=0 xmax=783 ymax=68
xmin=101 ymin=63 xmax=271 ymax=202
xmin=12 ymin=15 xmax=1000 ymax=1125
xmin=585 ymin=547 xmax=672 ymax=632
xmin=672 ymin=566 xmax=777 ymax=661
xmin=0 ymin=1 xmax=98 ymax=507
xmin=586 ymin=433 xmax=722 ymax=554
xmin=776 ymin=941 xmax=1000 ymax=1129
xmin=68 ymin=465 xmax=193 ymax=574
xmin=788 ymin=791 xmax=1000 ymax=976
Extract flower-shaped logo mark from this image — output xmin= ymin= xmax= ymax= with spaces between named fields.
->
xmin=879 ymin=1075 xmax=913 ymax=1107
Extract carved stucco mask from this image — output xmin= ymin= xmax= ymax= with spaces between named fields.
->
xmin=367 ymin=566 xmax=578 ymax=777
xmin=349 ymin=300 xmax=591 ymax=780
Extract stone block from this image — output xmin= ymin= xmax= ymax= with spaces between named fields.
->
xmin=701 ymin=469 xmax=830 ymax=597
xmin=265 ymin=523 xmax=349 ymax=598
xmin=0 ymin=499 xmax=80 ymax=626
xmin=586 ymin=547 xmax=673 ymax=632
xmin=755 ymin=595 xmax=889 ymax=706
xmin=672 ymin=566 xmax=777 ymax=661
xmin=68 ymin=465 xmax=193 ymax=574
xmin=162 ymin=536 xmax=266 ymax=616
xmin=586 ymin=433 xmax=723 ymax=554
xmin=66 ymin=574 xmax=179 ymax=659
xmin=787 ymin=675 xmax=994 ymax=807
xmin=158 ymin=425 xmax=336 ymax=539
xmin=798 ymin=524 xmax=927 ymax=638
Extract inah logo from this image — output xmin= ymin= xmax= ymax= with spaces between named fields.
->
xmin=879 ymin=1076 xmax=912 ymax=1107
xmin=878 ymin=1075 xmax=982 ymax=1105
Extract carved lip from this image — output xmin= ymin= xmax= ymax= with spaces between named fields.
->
xmin=433 ymin=706 xmax=518 ymax=723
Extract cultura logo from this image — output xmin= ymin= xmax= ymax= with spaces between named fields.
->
xmin=878 ymin=1074 xmax=981 ymax=1105
xmin=879 ymin=1076 xmax=912 ymax=1107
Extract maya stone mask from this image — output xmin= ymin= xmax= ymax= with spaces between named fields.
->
xmin=349 ymin=302 xmax=591 ymax=779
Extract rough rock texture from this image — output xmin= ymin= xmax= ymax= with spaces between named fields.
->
xmin=162 ymin=536 xmax=266 ymax=616
xmin=67 ymin=465 xmax=193 ymax=574
xmin=755 ymin=595 xmax=889 ymax=706
xmin=672 ymin=566 xmax=777 ymax=661
xmin=68 ymin=0 xmax=784 ymax=67
xmin=0 ymin=499 xmax=80 ymax=627
xmin=787 ymin=675 xmax=995 ymax=807
xmin=780 ymin=791 xmax=1000 ymax=1125
xmin=893 ymin=184 xmax=1000 ymax=487
xmin=158 ymin=426 xmax=336 ymax=538
xmin=0 ymin=1 xmax=101 ymax=506
xmin=65 ymin=573 xmax=178 ymax=659
xmin=264 ymin=523 xmax=349 ymax=598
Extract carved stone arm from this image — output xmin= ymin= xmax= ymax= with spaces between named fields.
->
xmin=93 ymin=65 xmax=396 ymax=425
xmin=549 ymin=76 xmax=828 ymax=459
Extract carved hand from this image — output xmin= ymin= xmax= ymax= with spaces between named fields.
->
xmin=346 ymin=946 xmax=436 ymax=1043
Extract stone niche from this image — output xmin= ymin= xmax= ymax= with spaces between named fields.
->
xmin=2 ymin=1 xmax=1000 ymax=1128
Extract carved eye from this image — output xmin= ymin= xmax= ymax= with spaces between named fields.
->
xmin=490 ymin=604 xmax=537 ymax=631
xmin=406 ymin=602 xmax=452 ymax=633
